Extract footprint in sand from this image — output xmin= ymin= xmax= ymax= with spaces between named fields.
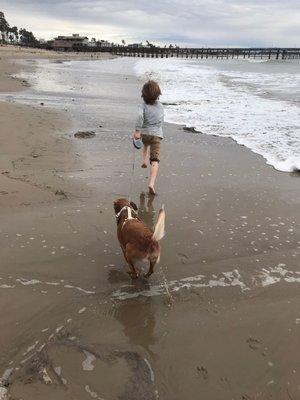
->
xmin=196 ymin=365 xmax=208 ymax=380
xmin=246 ymin=337 xmax=267 ymax=356
xmin=177 ymin=253 xmax=189 ymax=265
xmin=246 ymin=337 xmax=260 ymax=350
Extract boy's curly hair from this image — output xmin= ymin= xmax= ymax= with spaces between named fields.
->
xmin=142 ymin=80 xmax=161 ymax=105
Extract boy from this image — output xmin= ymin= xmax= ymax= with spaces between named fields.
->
xmin=133 ymin=80 xmax=164 ymax=195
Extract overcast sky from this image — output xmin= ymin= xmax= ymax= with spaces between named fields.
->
xmin=1 ymin=0 xmax=300 ymax=47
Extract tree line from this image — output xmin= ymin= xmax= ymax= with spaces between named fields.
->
xmin=0 ymin=10 xmax=179 ymax=50
xmin=0 ymin=11 xmax=38 ymax=46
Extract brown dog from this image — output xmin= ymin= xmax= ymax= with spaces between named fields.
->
xmin=114 ymin=198 xmax=165 ymax=278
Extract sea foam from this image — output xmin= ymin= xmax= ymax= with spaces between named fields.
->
xmin=134 ymin=58 xmax=300 ymax=172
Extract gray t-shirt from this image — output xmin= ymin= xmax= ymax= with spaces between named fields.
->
xmin=135 ymin=100 xmax=164 ymax=138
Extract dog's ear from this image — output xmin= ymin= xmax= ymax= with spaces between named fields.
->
xmin=130 ymin=201 xmax=138 ymax=211
xmin=114 ymin=200 xmax=121 ymax=213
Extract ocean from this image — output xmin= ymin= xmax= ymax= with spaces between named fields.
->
xmin=5 ymin=56 xmax=300 ymax=172
xmin=134 ymin=57 xmax=300 ymax=172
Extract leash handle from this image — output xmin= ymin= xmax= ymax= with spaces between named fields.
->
xmin=133 ymin=137 xmax=142 ymax=150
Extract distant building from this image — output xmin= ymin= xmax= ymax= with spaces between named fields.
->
xmin=128 ymin=43 xmax=144 ymax=48
xmin=87 ymin=41 xmax=97 ymax=47
xmin=52 ymin=34 xmax=89 ymax=51
xmin=96 ymin=40 xmax=114 ymax=47
xmin=87 ymin=38 xmax=97 ymax=47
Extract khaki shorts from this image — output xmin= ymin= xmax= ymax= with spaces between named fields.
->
xmin=141 ymin=134 xmax=162 ymax=163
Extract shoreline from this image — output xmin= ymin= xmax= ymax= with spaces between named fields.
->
xmin=0 ymin=45 xmax=116 ymax=209
xmin=0 ymin=46 xmax=299 ymax=400
xmin=182 ymin=124 xmax=300 ymax=175
xmin=0 ymin=44 xmax=115 ymax=92
xmin=1 ymin=46 xmax=298 ymax=176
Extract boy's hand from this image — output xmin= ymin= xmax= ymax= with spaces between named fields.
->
xmin=133 ymin=131 xmax=141 ymax=139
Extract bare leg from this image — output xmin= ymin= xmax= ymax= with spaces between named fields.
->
xmin=141 ymin=145 xmax=148 ymax=168
xmin=148 ymin=161 xmax=159 ymax=195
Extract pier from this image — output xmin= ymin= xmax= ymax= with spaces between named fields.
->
xmin=73 ymin=46 xmax=300 ymax=60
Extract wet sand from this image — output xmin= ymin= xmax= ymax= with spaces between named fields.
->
xmin=0 ymin=46 xmax=300 ymax=400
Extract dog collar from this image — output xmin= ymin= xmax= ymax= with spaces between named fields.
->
xmin=115 ymin=206 xmax=128 ymax=219
xmin=115 ymin=206 xmax=138 ymax=219
xmin=115 ymin=206 xmax=138 ymax=229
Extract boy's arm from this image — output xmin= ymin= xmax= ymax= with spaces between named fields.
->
xmin=133 ymin=104 xmax=144 ymax=139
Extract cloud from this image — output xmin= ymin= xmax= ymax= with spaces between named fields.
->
xmin=1 ymin=0 xmax=300 ymax=46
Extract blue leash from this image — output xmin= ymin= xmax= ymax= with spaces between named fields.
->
xmin=128 ymin=139 xmax=141 ymax=201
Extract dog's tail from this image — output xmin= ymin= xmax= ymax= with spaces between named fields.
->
xmin=152 ymin=205 xmax=165 ymax=242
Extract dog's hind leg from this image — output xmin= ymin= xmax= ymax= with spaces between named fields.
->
xmin=125 ymin=244 xmax=138 ymax=279
xmin=120 ymin=245 xmax=127 ymax=263
xmin=127 ymin=261 xmax=138 ymax=279
xmin=145 ymin=257 xmax=157 ymax=278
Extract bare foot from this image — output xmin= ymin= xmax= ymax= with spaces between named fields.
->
xmin=148 ymin=186 xmax=156 ymax=195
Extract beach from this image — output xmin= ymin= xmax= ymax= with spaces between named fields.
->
xmin=0 ymin=46 xmax=299 ymax=400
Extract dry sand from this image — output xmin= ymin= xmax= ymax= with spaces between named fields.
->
xmin=0 ymin=45 xmax=299 ymax=400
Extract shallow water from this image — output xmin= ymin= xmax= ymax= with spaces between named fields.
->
xmin=2 ymin=56 xmax=300 ymax=172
